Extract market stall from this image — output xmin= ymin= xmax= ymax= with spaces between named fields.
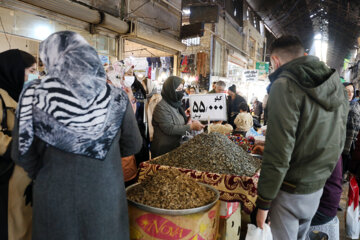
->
xmin=138 ymin=132 xmax=261 ymax=215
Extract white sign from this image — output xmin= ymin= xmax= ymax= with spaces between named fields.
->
xmin=189 ymin=93 xmax=227 ymax=121
xmin=243 ymin=70 xmax=258 ymax=81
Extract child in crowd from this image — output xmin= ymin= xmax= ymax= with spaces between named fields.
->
xmin=234 ymin=102 xmax=253 ymax=136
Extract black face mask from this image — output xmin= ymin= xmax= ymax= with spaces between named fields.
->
xmin=176 ymin=90 xmax=184 ymax=101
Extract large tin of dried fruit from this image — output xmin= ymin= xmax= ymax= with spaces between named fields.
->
xmin=126 ymin=183 xmax=220 ymax=240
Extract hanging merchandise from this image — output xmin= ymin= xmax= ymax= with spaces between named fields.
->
xmin=151 ymin=67 xmax=156 ymax=81
xmin=181 ymin=55 xmax=190 ymax=73
xmin=147 ymin=66 xmax=152 ymax=79
xmin=196 ymin=52 xmax=207 ymax=76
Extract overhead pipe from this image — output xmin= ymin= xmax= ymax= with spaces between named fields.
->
xmin=135 ymin=21 xmax=186 ymax=52
xmin=19 ymin=0 xmax=129 ymax=34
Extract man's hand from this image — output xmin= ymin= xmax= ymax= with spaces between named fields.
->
xmin=256 ymin=209 xmax=269 ymax=229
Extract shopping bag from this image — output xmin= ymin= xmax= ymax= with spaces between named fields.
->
xmin=346 ymin=176 xmax=360 ymax=239
xmin=245 ymin=224 xmax=273 ymax=240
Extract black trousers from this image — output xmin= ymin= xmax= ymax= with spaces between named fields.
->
xmin=0 ymin=165 xmax=14 ymax=240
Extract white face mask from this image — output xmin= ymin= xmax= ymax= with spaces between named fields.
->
xmin=123 ymin=76 xmax=135 ymax=88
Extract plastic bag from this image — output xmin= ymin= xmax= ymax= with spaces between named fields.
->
xmin=245 ymin=224 xmax=273 ymax=240
xmin=346 ymin=176 xmax=360 ymax=239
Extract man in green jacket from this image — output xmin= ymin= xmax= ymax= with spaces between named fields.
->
xmin=256 ymin=36 xmax=349 ymax=239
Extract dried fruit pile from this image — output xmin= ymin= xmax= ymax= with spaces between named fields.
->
xmin=152 ymin=132 xmax=261 ymax=176
xmin=127 ymin=169 xmax=216 ymax=209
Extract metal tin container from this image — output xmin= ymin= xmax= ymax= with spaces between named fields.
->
xmin=126 ymin=183 xmax=220 ymax=215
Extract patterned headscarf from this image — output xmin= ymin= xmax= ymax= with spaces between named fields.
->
xmin=17 ymin=31 xmax=128 ymax=160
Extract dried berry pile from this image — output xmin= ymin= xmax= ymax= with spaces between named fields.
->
xmin=127 ymin=169 xmax=217 ymax=209
xmin=152 ymin=132 xmax=261 ymax=176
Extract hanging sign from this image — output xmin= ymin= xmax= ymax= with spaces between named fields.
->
xmin=190 ymin=93 xmax=227 ymax=121
xmin=243 ymin=70 xmax=258 ymax=81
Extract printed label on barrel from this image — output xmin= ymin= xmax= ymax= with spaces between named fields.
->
xmin=188 ymin=234 xmax=205 ymax=240
xmin=136 ymin=214 xmax=192 ymax=239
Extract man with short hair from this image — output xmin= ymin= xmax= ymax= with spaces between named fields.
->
xmin=214 ymin=81 xmax=226 ymax=93
xmin=209 ymin=81 xmax=217 ymax=93
xmin=256 ymin=35 xmax=348 ymax=239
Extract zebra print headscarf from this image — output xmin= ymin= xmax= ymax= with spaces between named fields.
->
xmin=17 ymin=31 xmax=128 ymax=160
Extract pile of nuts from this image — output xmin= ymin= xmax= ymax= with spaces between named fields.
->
xmin=152 ymin=132 xmax=261 ymax=176
xmin=127 ymin=169 xmax=217 ymax=209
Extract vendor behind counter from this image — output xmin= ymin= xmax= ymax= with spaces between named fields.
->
xmin=151 ymin=76 xmax=204 ymax=158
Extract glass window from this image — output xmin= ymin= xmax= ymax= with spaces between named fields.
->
xmin=109 ymin=37 xmax=116 ymax=57
xmin=14 ymin=11 xmax=54 ymax=41
xmin=96 ymin=35 xmax=109 ymax=55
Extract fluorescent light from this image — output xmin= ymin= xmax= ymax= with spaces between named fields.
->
xmin=34 ymin=24 xmax=52 ymax=40
xmin=182 ymin=9 xmax=190 ymax=15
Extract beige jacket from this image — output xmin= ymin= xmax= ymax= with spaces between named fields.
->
xmin=0 ymin=89 xmax=16 ymax=155
xmin=0 ymin=89 xmax=32 ymax=240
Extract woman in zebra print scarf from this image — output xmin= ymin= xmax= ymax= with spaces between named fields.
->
xmin=11 ymin=31 xmax=142 ymax=239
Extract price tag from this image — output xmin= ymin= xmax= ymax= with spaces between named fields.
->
xmin=189 ymin=93 xmax=227 ymax=121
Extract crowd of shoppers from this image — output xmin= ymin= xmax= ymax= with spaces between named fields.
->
xmin=0 ymin=30 xmax=358 ymax=240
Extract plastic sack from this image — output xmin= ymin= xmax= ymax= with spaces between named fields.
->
xmin=245 ymin=224 xmax=273 ymax=240
xmin=346 ymin=176 xmax=360 ymax=239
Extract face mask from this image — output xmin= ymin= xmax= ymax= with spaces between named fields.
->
xmin=23 ymin=73 xmax=38 ymax=89
xmin=124 ymin=76 xmax=135 ymax=88
xmin=176 ymin=90 xmax=184 ymax=101
xmin=27 ymin=73 xmax=38 ymax=82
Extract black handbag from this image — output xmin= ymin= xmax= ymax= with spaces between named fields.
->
xmin=0 ymin=94 xmax=14 ymax=177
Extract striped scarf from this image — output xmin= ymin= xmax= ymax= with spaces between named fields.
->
xmin=17 ymin=31 xmax=128 ymax=160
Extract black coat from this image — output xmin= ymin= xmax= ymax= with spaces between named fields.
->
xmin=227 ymin=94 xmax=248 ymax=127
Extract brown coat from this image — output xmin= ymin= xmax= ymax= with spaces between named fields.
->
xmin=0 ymin=89 xmax=32 ymax=240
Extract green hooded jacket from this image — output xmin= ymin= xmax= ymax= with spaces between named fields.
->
xmin=256 ymin=56 xmax=349 ymax=210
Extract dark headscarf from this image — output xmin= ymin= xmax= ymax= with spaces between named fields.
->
xmin=0 ymin=49 xmax=36 ymax=101
xmin=17 ymin=31 xmax=128 ymax=160
xmin=161 ymin=76 xmax=187 ymax=122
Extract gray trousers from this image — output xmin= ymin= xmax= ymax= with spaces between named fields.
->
xmin=269 ymin=189 xmax=323 ymax=240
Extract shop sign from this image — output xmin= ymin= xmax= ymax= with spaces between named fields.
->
xmin=256 ymin=62 xmax=269 ymax=74
xmin=190 ymin=93 xmax=227 ymax=121
xmin=243 ymin=70 xmax=258 ymax=82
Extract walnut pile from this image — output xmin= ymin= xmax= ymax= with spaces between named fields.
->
xmin=152 ymin=132 xmax=261 ymax=176
xmin=127 ymin=169 xmax=217 ymax=210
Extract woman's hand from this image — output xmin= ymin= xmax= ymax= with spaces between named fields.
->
xmin=190 ymin=120 xmax=205 ymax=131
